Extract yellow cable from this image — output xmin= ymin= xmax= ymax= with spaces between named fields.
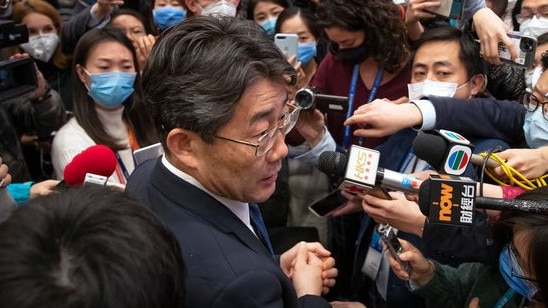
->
xmin=478 ymin=152 xmax=547 ymax=191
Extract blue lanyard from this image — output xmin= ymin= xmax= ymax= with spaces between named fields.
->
xmin=494 ymin=288 xmax=516 ymax=308
xmin=398 ymin=149 xmax=416 ymax=173
xmin=116 ymin=152 xmax=133 ymax=181
xmin=343 ymin=65 xmax=384 ymax=148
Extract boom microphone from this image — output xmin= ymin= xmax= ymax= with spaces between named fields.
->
xmin=412 ymin=131 xmax=499 ymax=173
xmin=62 ymin=145 xmax=117 ymax=187
xmin=317 ymin=145 xmax=423 ymax=195
xmin=418 ymin=176 xmax=548 ymax=227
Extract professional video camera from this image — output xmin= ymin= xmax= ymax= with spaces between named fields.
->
xmin=0 ymin=10 xmax=37 ymax=103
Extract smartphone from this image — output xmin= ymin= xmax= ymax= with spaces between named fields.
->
xmin=377 ymin=224 xmax=411 ymax=273
xmin=274 ymin=33 xmax=298 ymax=59
xmin=424 ymin=0 xmax=464 ymax=19
xmin=308 ymin=190 xmax=345 ymax=217
xmin=498 ymin=32 xmax=537 ymax=68
xmin=133 ymin=142 xmax=164 ymax=166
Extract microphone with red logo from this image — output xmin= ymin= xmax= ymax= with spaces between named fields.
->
xmin=58 ymin=145 xmax=118 ymax=188
xmin=317 ymin=145 xmax=423 ymax=195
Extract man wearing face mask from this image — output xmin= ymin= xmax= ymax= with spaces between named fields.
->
xmin=341 ymin=41 xmax=548 ymax=308
xmin=518 ymin=0 xmax=548 ymax=39
xmin=334 ymin=26 xmax=513 ymax=308
xmin=182 ymin=0 xmax=239 ymax=17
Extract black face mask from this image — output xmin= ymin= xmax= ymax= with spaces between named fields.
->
xmin=329 ymin=40 xmax=369 ymax=65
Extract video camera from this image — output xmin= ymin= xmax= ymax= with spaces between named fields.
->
xmin=1 ymin=16 xmax=37 ymax=103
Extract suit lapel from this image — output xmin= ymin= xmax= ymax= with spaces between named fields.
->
xmin=150 ymin=161 xmax=276 ymax=261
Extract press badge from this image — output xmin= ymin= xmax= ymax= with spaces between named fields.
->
xmin=361 ymin=229 xmax=383 ymax=279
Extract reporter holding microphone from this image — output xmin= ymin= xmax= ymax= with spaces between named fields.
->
xmin=386 ymin=188 xmax=548 ymax=308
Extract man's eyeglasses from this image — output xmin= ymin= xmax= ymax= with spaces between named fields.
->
xmin=520 ymin=91 xmax=548 ymax=120
xmin=516 ymin=5 xmax=548 ymax=23
xmin=213 ymin=104 xmax=301 ymax=157
xmin=507 ymin=243 xmax=537 ymax=283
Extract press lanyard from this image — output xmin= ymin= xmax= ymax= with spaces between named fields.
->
xmin=494 ymin=288 xmax=516 ymax=308
xmin=343 ymin=64 xmax=384 ymax=148
xmin=115 ymin=152 xmax=134 ymax=184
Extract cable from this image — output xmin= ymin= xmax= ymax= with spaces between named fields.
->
xmin=477 ymin=152 xmax=548 ymax=190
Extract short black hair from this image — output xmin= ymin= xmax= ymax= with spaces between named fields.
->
xmin=414 ymin=26 xmax=486 ymax=80
xmin=0 ymin=186 xmax=186 ymax=308
xmin=141 ymin=16 xmax=295 ymax=152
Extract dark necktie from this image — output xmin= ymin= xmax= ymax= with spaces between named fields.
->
xmin=249 ymin=203 xmax=275 ymax=257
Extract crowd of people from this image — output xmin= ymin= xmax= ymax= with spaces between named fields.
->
xmin=1 ymin=0 xmax=548 ymax=307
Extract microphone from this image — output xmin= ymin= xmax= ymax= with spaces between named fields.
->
xmin=418 ymin=176 xmax=548 ymax=227
xmin=61 ymin=145 xmax=117 ymax=187
xmin=412 ymin=130 xmax=499 ymax=174
xmin=317 ymin=145 xmax=423 ymax=195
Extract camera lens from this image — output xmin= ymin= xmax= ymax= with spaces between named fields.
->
xmin=295 ymin=88 xmax=316 ymax=110
xmin=520 ymin=38 xmax=535 ymax=52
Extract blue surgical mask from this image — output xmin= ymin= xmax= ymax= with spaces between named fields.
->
xmin=153 ymin=6 xmax=186 ymax=31
xmin=83 ymin=69 xmax=136 ymax=109
xmin=297 ymin=42 xmax=316 ymax=66
xmin=499 ymin=244 xmax=539 ymax=300
xmin=523 ymin=108 xmax=548 ymax=148
xmin=259 ymin=17 xmax=277 ymax=37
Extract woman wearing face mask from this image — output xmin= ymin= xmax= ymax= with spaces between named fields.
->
xmin=312 ymin=0 xmax=411 ymax=150
xmin=247 ymin=0 xmax=288 ymax=38
xmin=12 ymin=0 xmax=73 ymax=110
xmin=387 ymin=187 xmax=548 ymax=308
xmin=275 ymin=6 xmax=326 ymax=89
xmin=51 ymin=27 xmax=157 ymax=184
xmin=148 ymin=0 xmax=186 ymax=34
xmin=181 ymin=0 xmax=239 ymax=17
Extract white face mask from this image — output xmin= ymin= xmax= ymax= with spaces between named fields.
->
xmin=523 ymin=108 xmax=548 ymax=148
xmin=519 ymin=16 xmax=548 ymax=39
xmin=20 ymin=33 xmax=59 ymax=63
xmin=200 ymin=0 xmax=237 ymax=17
xmin=408 ymin=79 xmax=463 ymax=100
xmin=525 ymin=66 xmax=544 ymax=91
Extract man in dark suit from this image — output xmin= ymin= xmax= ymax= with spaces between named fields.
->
xmin=126 ymin=15 xmax=337 ymax=307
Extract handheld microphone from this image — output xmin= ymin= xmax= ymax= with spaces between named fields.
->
xmin=412 ymin=130 xmax=475 ymax=175
xmin=61 ymin=145 xmax=117 ymax=187
xmin=317 ymin=145 xmax=423 ymax=195
xmin=418 ymin=176 xmax=548 ymax=227
xmin=412 ymin=131 xmax=499 ymax=173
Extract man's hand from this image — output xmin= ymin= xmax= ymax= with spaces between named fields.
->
xmin=473 ymin=8 xmax=517 ymax=65
xmin=331 ymin=191 xmax=364 ymax=216
xmin=491 ymin=147 xmax=548 ymax=180
xmin=136 ymin=34 xmax=157 ymax=70
xmin=290 ymin=242 xmax=324 ymax=297
xmin=30 ymin=180 xmax=60 ymax=199
xmin=362 ymin=192 xmax=426 ymax=237
xmin=92 ymin=0 xmax=124 ymax=19
xmin=0 ymin=156 xmax=11 ymax=188
xmin=294 ymin=109 xmax=326 ymax=148
xmin=344 ymin=99 xmax=421 ymax=138
xmin=385 ymin=239 xmax=434 ymax=285
xmin=281 ymin=241 xmax=337 ymax=295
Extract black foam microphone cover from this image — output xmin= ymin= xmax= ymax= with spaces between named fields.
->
xmin=317 ymin=151 xmax=347 ymax=178
xmin=412 ymin=132 xmax=447 ymax=171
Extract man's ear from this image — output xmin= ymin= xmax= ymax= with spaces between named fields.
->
xmin=166 ymin=128 xmax=202 ymax=170
xmin=470 ymin=73 xmax=487 ymax=96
